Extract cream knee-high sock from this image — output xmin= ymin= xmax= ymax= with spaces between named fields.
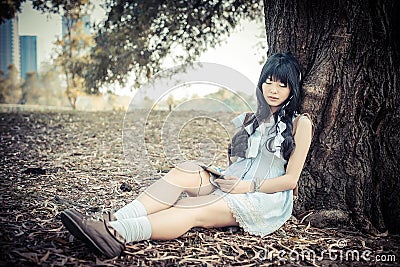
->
xmin=114 ymin=200 xmax=147 ymax=220
xmin=109 ymin=216 xmax=152 ymax=243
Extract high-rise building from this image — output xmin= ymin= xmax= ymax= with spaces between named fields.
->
xmin=19 ymin=35 xmax=37 ymax=80
xmin=0 ymin=17 xmax=20 ymax=76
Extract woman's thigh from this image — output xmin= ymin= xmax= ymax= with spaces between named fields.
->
xmin=165 ymin=161 xmax=215 ymax=196
xmin=175 ymin=194 xmax=238 ymax=228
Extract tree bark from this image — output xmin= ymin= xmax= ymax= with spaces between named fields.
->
xmin=263 ymin=0 xmax=400 ymax=234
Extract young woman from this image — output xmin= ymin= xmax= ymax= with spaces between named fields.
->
xmin=60 ymin=52 xmax=313 ymax=259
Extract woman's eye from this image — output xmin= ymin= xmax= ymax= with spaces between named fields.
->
xmin=279 ymin=83 xmax=287 ymax=87
xmin=265 ymin=78 xmax=273 ymax=84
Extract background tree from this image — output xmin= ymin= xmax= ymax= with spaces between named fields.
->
xmin=0 ymin=71 xmax=6 ymax=103
xmin=166 ymin=94 xmax=175 ymax=112
xmin=262 ymin=0 xmax=400 ymax=234
xmin=0 ymin=0 xmax=25 ymax=23
xmin=19 ymin=72 xmax=42 ymax=104
xmin=0 ymin=64 xmax=22 ymax=104
xmin=40 ymin=63 xmax=68 ymax=106
xmin=87 ymin=0 xmax=263 ymax=88
xmin=52 ymin=1 xmax=94 ymax=109
xmin=17 ymin=0 xmax=95 ymax=109
xmin=1 ymin=0 xmax=94 ymax=108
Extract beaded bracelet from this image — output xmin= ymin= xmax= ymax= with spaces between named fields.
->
xmin=250 ymin=181 xmax=256 ymax=193
xmin=250 ymin=180 xmax=261 ymax=193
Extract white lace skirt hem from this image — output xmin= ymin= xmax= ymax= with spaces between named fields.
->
xmin=212 ymin=189 xmax=293 ymax=237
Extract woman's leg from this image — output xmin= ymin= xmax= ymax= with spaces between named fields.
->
xmin=148 ymin=194 xmax=238 ymax=240
xmin=60 ymin=185 xmax=234 ymax=258
xmin=133 ymin=161 xmax=215 ymax=215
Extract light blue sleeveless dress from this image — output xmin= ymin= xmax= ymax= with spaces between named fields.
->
xmin=212 ymin=113 xmax=294 ymax=237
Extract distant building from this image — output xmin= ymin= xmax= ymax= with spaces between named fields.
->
xmin=19 ymin=35 xmax=38 ymax=80
xmin=0 ymin=17 xmax=20 ymax=76
xmin=62 ymin=15 xmax=91 ymax=38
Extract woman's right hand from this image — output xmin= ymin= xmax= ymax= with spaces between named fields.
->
xmin=215 ymin=176 xmax=253 ymax=194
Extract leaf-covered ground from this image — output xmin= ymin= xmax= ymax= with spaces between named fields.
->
xmin=0 ymin=110 xmax=399 ymax=266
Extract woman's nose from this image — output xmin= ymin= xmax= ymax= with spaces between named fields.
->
xmin=270 ymin=84 xmax=278 ymax=93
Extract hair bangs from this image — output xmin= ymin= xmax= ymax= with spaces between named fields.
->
xmin=266 ymin=63 xmax=291 ymax=86
xmin=265 ymin=58 xmax=300 ymax=91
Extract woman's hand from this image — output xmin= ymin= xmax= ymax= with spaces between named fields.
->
xmin=215 ymin=176 xmax=252 ymax=194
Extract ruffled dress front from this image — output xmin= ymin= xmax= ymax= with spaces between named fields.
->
xmin=212 ymin=113 xmax=294 ymax=236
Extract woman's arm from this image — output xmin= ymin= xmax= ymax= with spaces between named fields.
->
xmin=216 ymin=116 xmax=313 ymax=194
xmin=257 ymin=116 xmax=313 ymax=193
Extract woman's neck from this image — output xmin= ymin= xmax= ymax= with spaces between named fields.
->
xmin=270 ymin=106 xmax=280 ymax=114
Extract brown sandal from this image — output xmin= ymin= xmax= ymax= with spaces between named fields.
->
xmin=61 ymin=209 xmax=125 ymax=258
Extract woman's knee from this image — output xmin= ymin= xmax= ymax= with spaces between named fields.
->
xmin=175 ymin=161 xmax=204 ymax=173
xmin=168 ymin=161 xmax=202 ymax=177
xmin=164 ymin=161 xmax=209 ymax=188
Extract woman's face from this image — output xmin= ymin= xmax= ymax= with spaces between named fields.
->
xmin=262 ymin=76 xmax=291 ymax=113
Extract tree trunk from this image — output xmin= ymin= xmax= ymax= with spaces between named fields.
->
xmin=263 ymin=0 xmax=400 ymax=234
xmin=64 ymin=69 xmax=76 ymax=110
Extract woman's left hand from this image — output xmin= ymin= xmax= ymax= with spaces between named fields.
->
xmin=215 ymin=176 xmax=252 ymax=194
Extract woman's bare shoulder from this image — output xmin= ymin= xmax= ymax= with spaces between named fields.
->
xmin=293 ymin=114 xmax=314 ymax=139
xmin=295 ymin=114 xmax=314 ymax=137
xmin=293 ymin=113 xmax=314 ymax=137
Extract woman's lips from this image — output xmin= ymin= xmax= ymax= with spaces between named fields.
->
xmin=268 ymin=96 xmax=279 ymax=101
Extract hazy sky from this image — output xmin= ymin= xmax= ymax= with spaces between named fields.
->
xmin=18 ymin=1 xmax=267 ymax=94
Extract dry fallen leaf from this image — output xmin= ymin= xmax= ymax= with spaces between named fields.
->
xmin=0 ymin=110 xmax=399 ymax=266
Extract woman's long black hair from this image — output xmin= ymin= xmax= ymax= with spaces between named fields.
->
xmin=230 ymin=52 xmax=302 ymax=161
xmin=256 ymin=52 xmax=303 ymax=160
